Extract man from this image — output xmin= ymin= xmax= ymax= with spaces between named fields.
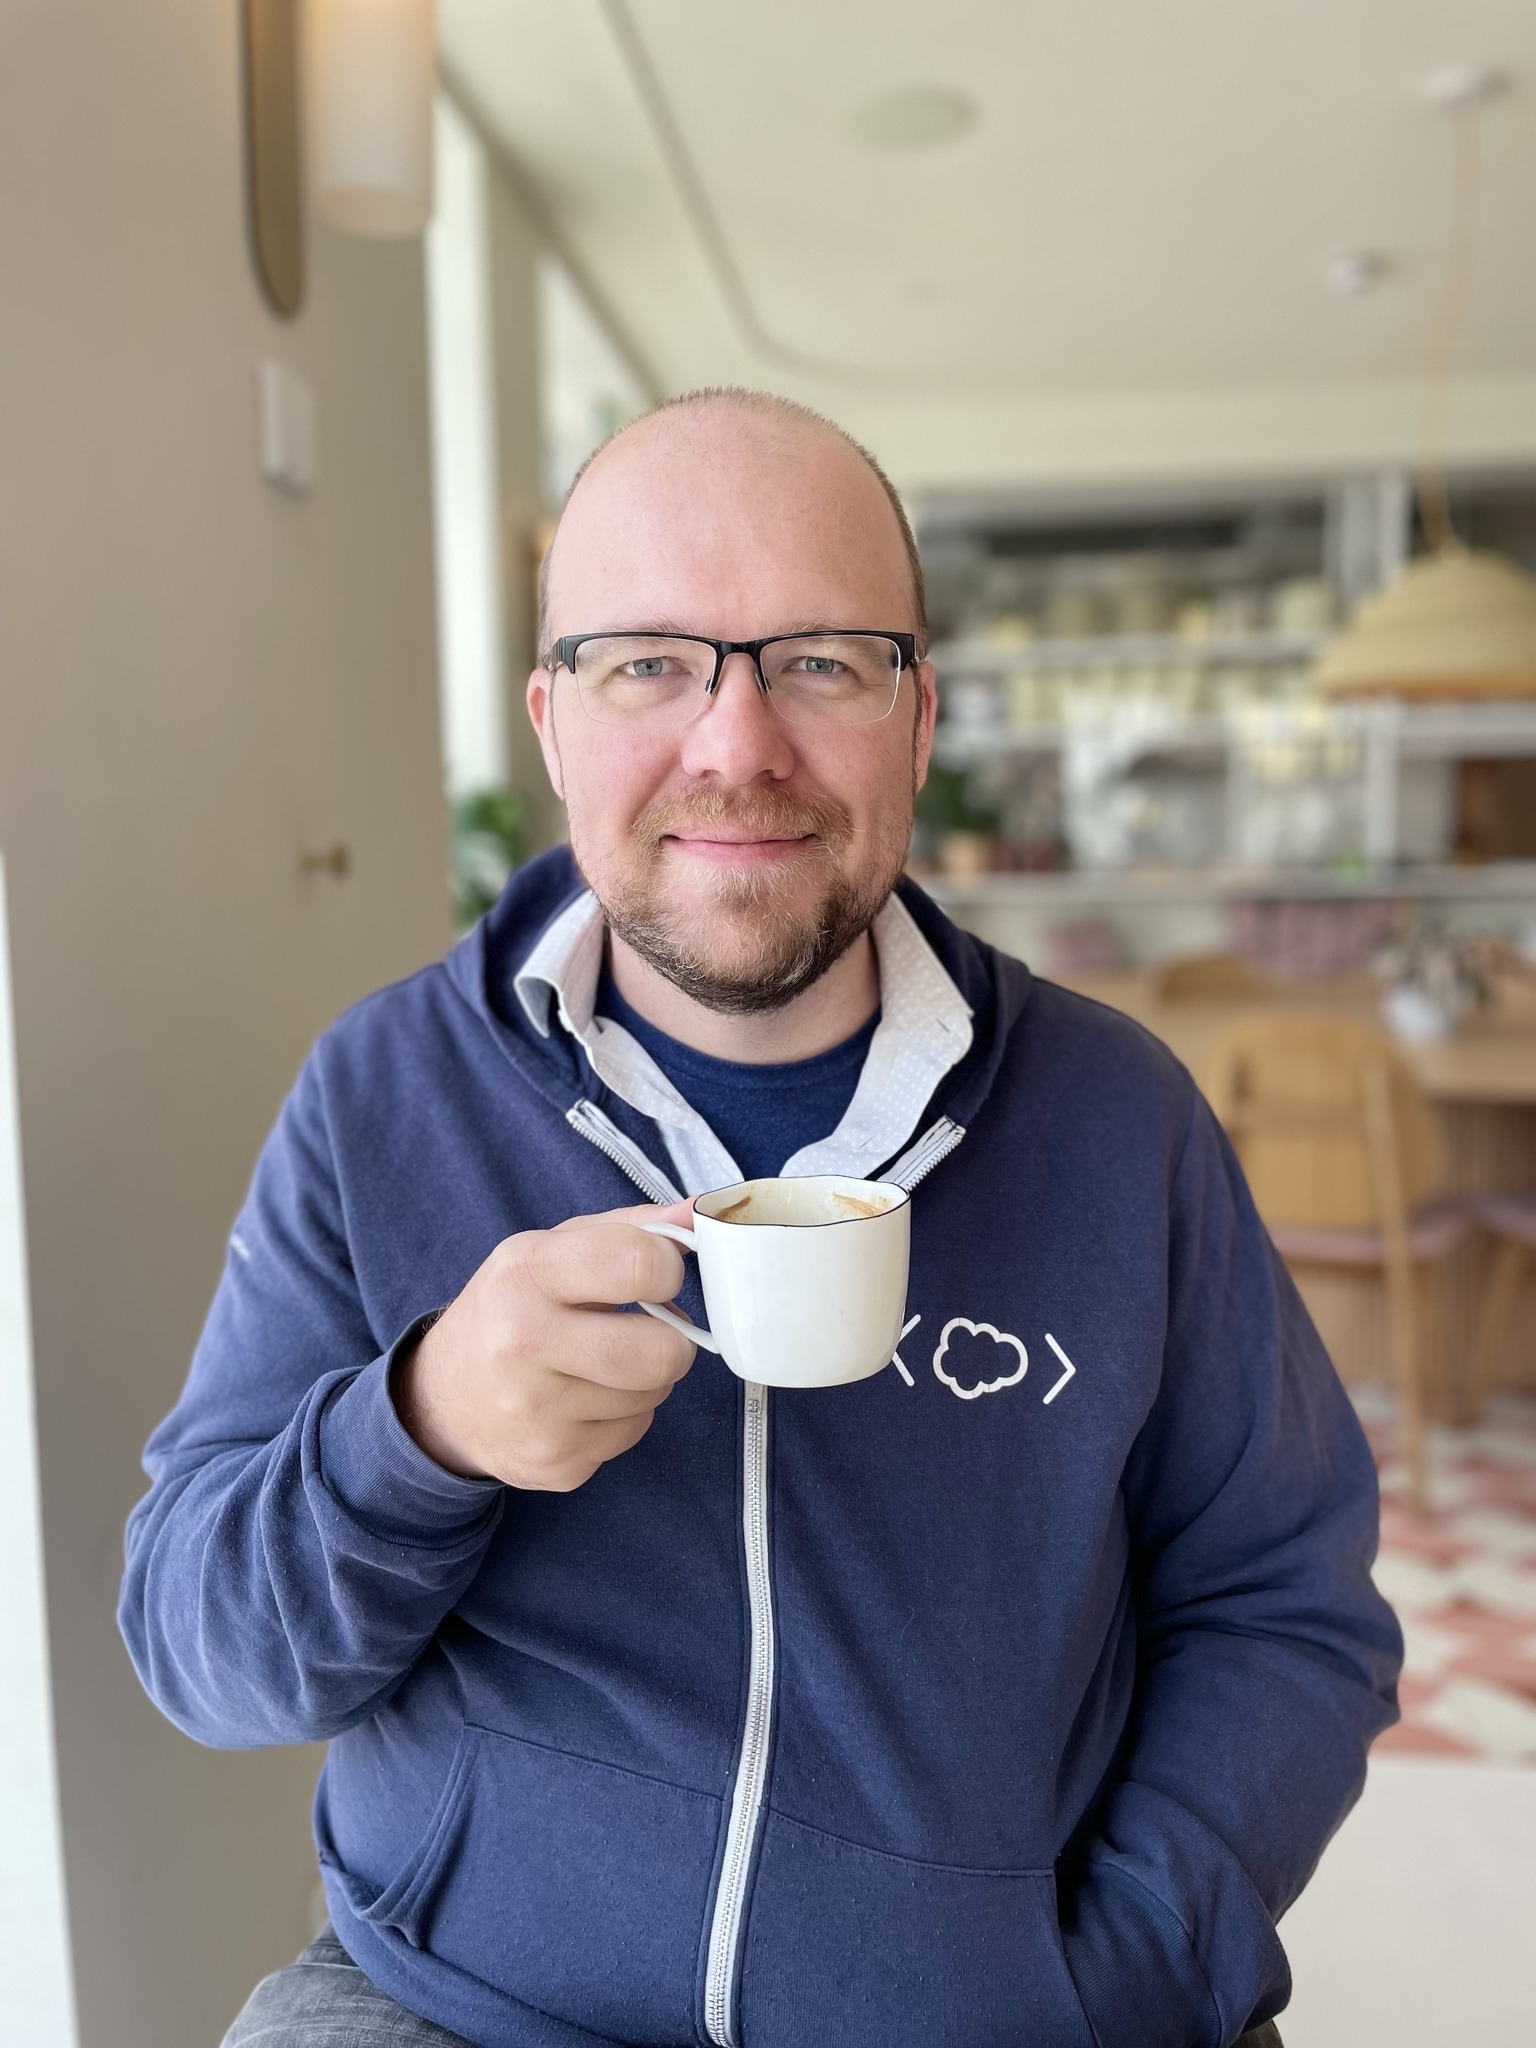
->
xmin=122 ymin=390 xmax=1400 ymax=2048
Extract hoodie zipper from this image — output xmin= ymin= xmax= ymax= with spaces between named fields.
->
xmin=566 ymin=1099 xmax=961 ymax=2047
xmin=565 ymin=1099 xmax=683 ymax=1205
xmin=702 ymin=1379 xmax=773 ymax=2048
xmin=884 ymin=1115 xmax=966 ymax=1192
xmin=567 ymin=1099 xmax=770 ymax=2045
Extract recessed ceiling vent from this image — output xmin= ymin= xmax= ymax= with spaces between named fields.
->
xmin=850 ymin=85 xmax=979 ymax=151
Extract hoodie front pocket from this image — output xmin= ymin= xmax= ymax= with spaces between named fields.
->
xmin=741 ymin=1811 xmax=1095 ymax=2048
xmin=358 ymin=1723 xmax=722 ymax=2048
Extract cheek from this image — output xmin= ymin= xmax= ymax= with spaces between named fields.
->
xmin=562 ymin=730 xmax=674 ymax=837
xmin=820 ymin=733 xmax=916 ymax=838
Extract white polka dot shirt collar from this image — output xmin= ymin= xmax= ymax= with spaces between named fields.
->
xmin=514 ymin=888 xmax=974 ymax=1197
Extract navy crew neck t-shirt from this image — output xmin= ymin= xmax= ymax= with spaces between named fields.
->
xmin=594 ymin=965 xmax=879 ymax=1183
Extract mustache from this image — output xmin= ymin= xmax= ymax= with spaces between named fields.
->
xmin=631 ymin=784 xmax=853 ymax=849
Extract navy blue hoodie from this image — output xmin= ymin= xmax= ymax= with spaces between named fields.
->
xmin=121 ymin=850 xmax=1400 ymax=2048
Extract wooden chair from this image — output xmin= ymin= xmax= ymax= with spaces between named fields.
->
xmin=1202 ymin=1013 xmax=1471 ymax=1511
xmin=1154 ymin=952 xmax=1269 ymax=1003
xmin=1468 ymin=1195 xmax=1536 ymax=1409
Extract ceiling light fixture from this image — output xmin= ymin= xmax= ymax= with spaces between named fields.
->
xmin=1314 ymin=550 xmax=1536 ymax=698
xmin=850 ymin=85 xmax=978 ymax=152
xmin=1324 ymin=249 xmax=1391 ymax=297
xmin=1421 ymin=64 xmax=1509 ymax=112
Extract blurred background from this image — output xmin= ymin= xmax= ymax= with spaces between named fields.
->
xmin=1 ymin=3 xmax=1534 ymax=2044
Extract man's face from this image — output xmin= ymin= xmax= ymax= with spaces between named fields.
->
xmin=528 ymin=409 xmax=936 ymax=1014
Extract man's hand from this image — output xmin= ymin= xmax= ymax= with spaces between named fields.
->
xmin=393 ymin=1201 xmax=698 ymax=1491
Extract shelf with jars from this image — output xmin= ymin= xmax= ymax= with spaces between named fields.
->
xmin=915 ymin=477 xmax=1536 ymax=881
xmin=918 ymin=695 xmax=1536 ymax=881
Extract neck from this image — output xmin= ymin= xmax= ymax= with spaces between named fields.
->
xmin=607 ymin=928 xmax=880 ymax=1064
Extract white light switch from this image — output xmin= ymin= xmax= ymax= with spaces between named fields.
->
xmin=255 ymin=359 xmax=319 ymax=495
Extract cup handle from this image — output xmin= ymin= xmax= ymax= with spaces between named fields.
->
xmin=638 ymin=1220 xmax=722 ymax=1354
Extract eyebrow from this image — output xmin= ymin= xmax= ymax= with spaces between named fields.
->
xmin=570 ymin=620 xmax=888 ymax=640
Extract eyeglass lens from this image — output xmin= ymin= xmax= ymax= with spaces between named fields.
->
xmin=568 ymin=635 xmax=904 ymax=728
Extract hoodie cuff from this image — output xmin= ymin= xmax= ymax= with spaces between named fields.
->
xmin=1061 ymin=1867 xmax=1220 ymax=2048
xmin=317 ymin=1319 xmax=504 ymax=1545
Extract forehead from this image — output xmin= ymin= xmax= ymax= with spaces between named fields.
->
xmin=544 ymin=409 xmax=914 ymax=640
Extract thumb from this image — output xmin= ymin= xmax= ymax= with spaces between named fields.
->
xmin=603 ymin=1196 xmax=696 ymax=1231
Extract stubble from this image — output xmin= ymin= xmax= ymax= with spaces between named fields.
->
xmin=581 ymin=782 xmax=908 ymax=1016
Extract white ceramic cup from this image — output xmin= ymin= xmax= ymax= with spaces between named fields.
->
xmin=638 ymin=1175 xmax=911 ymax=1389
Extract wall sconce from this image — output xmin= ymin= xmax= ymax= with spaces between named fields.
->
xmin=309 ymin=0 xmax=436 ymax=237
xmin=244 ymin=0 xmax=306 ymax=317
xmin=243 ymin=0 xmax=436 ymax=319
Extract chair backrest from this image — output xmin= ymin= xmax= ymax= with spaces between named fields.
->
xmin=1200 ymin=1011 xmax=1443 ymax=1230
xmin=1154 ymin=952 xmax=1268 ymax=1003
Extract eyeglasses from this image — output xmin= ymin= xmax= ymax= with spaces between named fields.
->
xmin=548 ymin=631 xmax=917 ymax=729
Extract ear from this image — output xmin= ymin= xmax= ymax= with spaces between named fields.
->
xmin=912 ymin=660 xmax=938 ymax=791
xmin=526 ymin=668 xmax=566 ymax=800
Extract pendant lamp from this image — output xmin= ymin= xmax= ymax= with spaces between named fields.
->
xmin=1318 ymin=68 xmax=1536 ymax=703
xmin=1316 ymin=546 xmax=1536 ymax=700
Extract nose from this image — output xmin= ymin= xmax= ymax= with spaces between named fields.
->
xmin=676 ymin=650 xmax=797 ymax=785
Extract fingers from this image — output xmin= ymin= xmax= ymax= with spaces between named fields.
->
xmin=528 ymin=1412 xmax=658 ymax=1494
xmin=398 ymin=1204 xmax=704 ymax=1493
xmin=585 ymin=1411 xmax=656 ymax=1463
xmin=556 ymin=1197 xmax=696 ymax=1231
xmin=545 ymin=1303 xmax=696 ymax=1392
xmin=521 ymin=1217 xmax=688 ymax=1313
xmin=559 ymin=1374 xmax=680 ymax=1425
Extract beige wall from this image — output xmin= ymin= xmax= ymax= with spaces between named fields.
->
xmin=0 ymin=2 xmax=452 ymax=2044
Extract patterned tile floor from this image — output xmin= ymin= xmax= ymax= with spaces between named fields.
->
xmin=1357 ymin=1387 xmax=1536 ymax=1764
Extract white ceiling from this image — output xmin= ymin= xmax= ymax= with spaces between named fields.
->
xmin=440 ymin=0 xmax=1536 ymax=489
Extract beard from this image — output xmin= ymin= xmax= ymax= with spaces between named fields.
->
xmin=579 ymin=782 xmax=909 ymax=1016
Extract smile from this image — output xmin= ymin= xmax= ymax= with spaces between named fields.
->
xmin=661 ymin=833 xmax=821 ymax=865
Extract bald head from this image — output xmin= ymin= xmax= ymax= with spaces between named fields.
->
xmin=525 ymin=387 xmax=937 ymax=1022
xmin=538 ymin=389 xmax=926 ymax=661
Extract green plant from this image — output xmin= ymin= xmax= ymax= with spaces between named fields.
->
xmin=451 ymin=787 xmax=528 ymax=931
xmin=915 ymin=763 xmax=1001 ymax=835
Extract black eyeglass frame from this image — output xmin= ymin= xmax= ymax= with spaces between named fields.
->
xmin=548 ymin=630 xmax=920 ymax=713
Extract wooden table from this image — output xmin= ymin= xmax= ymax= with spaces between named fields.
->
xmin=1058 ymin=972 xmax=1536 ymax=1397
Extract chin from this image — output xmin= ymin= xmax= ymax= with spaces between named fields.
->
xmin=601 ymin=860 xmax=897 ymax=1017
xmin=685 ymin=900 xmax=801 ymax=969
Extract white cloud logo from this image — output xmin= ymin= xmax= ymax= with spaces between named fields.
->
xmin=932 ymin=1317 xmax=1028 ymax=1401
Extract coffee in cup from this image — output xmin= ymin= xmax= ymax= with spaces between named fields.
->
xmin=638 ymin=1175 xmax=910 ymax=1389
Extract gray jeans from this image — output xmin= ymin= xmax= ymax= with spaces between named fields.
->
xmin=223 ymin=1927 xmax=1286 ymax=2047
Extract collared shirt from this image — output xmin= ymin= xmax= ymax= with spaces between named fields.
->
xmin=514 ymin=888 xmax=974 ymax=1198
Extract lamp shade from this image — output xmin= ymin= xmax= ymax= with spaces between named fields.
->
xmin=309 ymin=0 xmax=435 ymax=236
xmin=1316 ymin=546 xmax=1536 ymax=700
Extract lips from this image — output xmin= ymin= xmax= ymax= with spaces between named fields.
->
xmin=664 ymin=832 xmax=817 ymax=856
xmin=666 ymin=830 xmax=810 ymax=842
xmin=632 ymin=784 xmax=852 ymax=853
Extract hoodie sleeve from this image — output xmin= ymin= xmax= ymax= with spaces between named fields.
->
xmin=118 ymin=1052 xmax=505 ymax=1747
xmin=1059 ymin=1092 xmax=1402 ymax=2048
